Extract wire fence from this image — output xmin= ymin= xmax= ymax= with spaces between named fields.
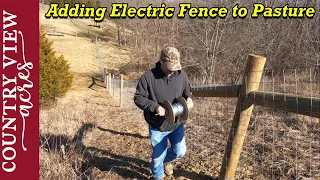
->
xmin=188 ymin=63 xmax=319 ymax=179
xmin=247 ymin=66 xmax=319 ymax=179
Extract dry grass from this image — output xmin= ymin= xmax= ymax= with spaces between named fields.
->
xmin=40 ymin=4 xmax=154 ymax=180
xmin=183 ymin=97 xmax=320 ymax=179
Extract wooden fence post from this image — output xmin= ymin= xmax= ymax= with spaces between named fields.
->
xmin=120 ymin=74 xmax=123 ymax=107
xmin=104 ymin=68 xmax=107 ymax=88
xmin=219 ymin=54 xmax=266 ymax=180
xmin=112 ymin=74 xmax=115 ymax=99
xmin=108 ymin=73 xmax=111 ymax=93
xmin=106 ymin=73 xmax=109 ymax=92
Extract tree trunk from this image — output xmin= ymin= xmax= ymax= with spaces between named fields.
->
xmin=117 ymin=25 xmax=121 ymax=47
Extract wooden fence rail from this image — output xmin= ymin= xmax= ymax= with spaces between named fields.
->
xmin=248 ymin=91 xmax=320 ymax=118
xmin=191 ymin=54 xmax=319 ymax=180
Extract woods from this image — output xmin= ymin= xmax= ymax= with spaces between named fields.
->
xmin=97 ymin=0 xmax=320 ymax=85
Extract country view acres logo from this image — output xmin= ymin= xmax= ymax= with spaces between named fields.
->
xmin=2 ymin=10 xmax=34 ymax=173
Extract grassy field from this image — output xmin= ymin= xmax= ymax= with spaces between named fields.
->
xmin=40 ymin=4 xmax=319 ymax=180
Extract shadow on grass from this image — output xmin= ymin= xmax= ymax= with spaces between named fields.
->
xmin=88 ymin=77 xmax=105 ymax=89
xmin=40 ymin=123 xmax=217 ymax=180
xmin=97 ymin=126 xmax=149 ymax=139
xmin=173 ymin=169 xmax=217 ymax=180
xmin=87 ymin=24 xmax=101 ymax=28
xmin=40 ymin=123 xmax=150 ymax=179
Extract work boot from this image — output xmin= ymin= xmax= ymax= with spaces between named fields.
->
xmin=164 ymin=162 xmax=174 ymax=176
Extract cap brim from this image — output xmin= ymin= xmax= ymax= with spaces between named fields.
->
xmin=165 ymin=62 xmax=182 ymax=71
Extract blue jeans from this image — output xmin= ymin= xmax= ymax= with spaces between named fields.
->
xmin=149 ymin=123 xmax=186 ymax=179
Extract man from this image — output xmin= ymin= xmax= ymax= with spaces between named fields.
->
xmin=134 ymin=46 xmax=193 ymax=180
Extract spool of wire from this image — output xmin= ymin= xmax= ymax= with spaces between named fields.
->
xmin=163 ymin=97 xmax=189 ymax=124
xmin=172 ymin=103 xmax=185 ymax=117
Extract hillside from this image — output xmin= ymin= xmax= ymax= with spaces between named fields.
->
xmin=40 ymin=3 xmax=152 ymax=180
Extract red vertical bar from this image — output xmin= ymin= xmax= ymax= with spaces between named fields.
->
xmin=1 ymin=0 xmax=39 ymax=179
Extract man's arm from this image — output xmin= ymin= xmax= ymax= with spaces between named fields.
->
xmin=134 ymin=75 xmax=160 ymax=112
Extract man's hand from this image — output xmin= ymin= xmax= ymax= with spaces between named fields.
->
xmin=186 ymin=97 xmax=194 ymax=109
xmin=156 ymin=106 xmax=166 ymax=116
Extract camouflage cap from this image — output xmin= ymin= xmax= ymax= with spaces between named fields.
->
xmin=160 ymin=47 xmax=182 ymax=71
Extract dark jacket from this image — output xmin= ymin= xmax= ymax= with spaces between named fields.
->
xmin=134 ymin=61 xmax=192 ymax=131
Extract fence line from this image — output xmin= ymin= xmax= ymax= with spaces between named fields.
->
xmin=94 ymin=35 xmax=124 ymax=107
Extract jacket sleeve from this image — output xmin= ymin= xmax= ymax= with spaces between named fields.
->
xmin=182 ymin=71 xmax=192 ymax=99
xmin=134 ymin=75 xmax=160 ymax=112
